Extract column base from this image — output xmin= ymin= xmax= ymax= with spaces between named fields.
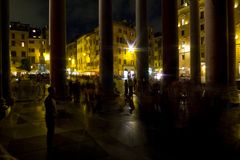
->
xmin=0 ymin=98 xmax=11 ymax=120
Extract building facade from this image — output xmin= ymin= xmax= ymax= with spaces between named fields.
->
xmin=9 ymin=22 xmax=50 ymax=75
xmin=178 ymin=0 xmax=240 ymax=81
xmin=67 ymin=21 xmax=157 ymax=78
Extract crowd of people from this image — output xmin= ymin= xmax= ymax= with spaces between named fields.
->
xmin=67 ymin=76 xmax=104 ymax=112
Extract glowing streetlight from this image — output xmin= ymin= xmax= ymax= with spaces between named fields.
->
xmin=125 ymin=37 xmax=137 ymax=53
xmin=128 ymin=44 xmax=135 ymax=53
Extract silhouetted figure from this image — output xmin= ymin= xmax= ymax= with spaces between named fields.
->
xmin=142 ymin=78 xmax=147 ymax=94
xmin=73 ymin=80 xmax=81 ymax=103
xmin=44 ymin=86 xmax=57 ymax=153
xmin=125 ymin=95 xmax=135 ymax=114
xmin=128 ymin=78 xmax=133 ymax=97
xmin=68 ymin=80 xmax=73 ymax=100
xmin=124 ymin=80 xmax=129 ymax=97
xmin=133 ymin=76 xmax=137 ymax=91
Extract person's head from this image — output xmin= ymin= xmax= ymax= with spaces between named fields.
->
xmin=48 ymin=86 xmax=55 ymax=96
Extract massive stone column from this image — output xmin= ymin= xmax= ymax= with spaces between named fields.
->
xmin=99 ymin=0 xmax=114 ymax=94
xmin=136 ymin=0 xmax=149 ymax=86
xmin=228 ymin=0 xmax=236 ymax=87
xmin=0 ymin=0 xmax=10 ymax=120
xmin=0 ymin=0 xmax=5 ymax=107
xmin=49 ymin=0 xmax=67 ymax=99
xmin=162 ymin=0 xmax=179 ymax=86
xmin=1 ymin=0 xmax=13 ymax=106
xmin=190 ymin=0 xmax=201 ymax=84
xmin=205 ymin=0 xmax=228 ymax=89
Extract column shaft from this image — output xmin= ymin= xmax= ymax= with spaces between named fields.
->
xmin=0 ymin=0 xmax=3 ymax=100
xmin=49 ymin=0 xmax=67 ymax=99
xmin=136 ymin=0 xmax=149 ymax=83
xmin=228 ymin=0 xmax=236 ymax=86
xmin=190 ymin=0 xmax=201 ymax=84
xmin=162 ymin=0 xmax=179 ymax=85
xmin=205 ymin=0 xmax=228 ymax=87
xmin=99 ymin=0 xmax=114 ymax=94
xmin=1 ymin=0 xmax=12 ymax=105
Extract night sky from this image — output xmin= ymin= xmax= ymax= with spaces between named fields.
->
xmin=10 ymin=0 xmax=161 ymax=42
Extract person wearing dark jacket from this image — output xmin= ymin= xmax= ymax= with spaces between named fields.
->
xmin=44 ymin=86 xmax=57 ymax=153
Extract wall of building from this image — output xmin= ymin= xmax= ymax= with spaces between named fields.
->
xmin=9 ymin=22 xmax=49 ymax=74
xmin=177 ymin=0 xmax=240 ymax=80
xmin=71 ymin=21 xmax=156 ymax=77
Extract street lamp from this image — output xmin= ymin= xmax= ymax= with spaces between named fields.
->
xmin=128 ymin=44 xmax=135 ymax=53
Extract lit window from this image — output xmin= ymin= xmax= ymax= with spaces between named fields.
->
xmin=235 ymin=34 xmax=239 ymax=40
xmin=235 ymin=2 xmax=239 ymax=8
xmin=21 ymin=42 xmax=25 ymax=47
xmin=131 ymin=60 xmax=134 ymax=65
xmin=181 ymin=18 xmax=185 ymax=26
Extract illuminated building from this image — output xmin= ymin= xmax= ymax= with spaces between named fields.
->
xmin=9 ymin=22 xmax=29 ymax=69
xmin=66 ymin=41 xmax=77 ymax=75
xmin=178 ymin=0 xmax=240 ymax=81
xmin=178 ymin=0 xmax=204 ymax=78
xmin=68 ymin=21 xmax=155 ymax=77
xmin=150 ymin=32 xmax=162 ymax=74
xmin=9 ymin=22 xmax=50 ymax=74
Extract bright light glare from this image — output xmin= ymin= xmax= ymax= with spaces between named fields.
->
xmin=126 ymin=38 xmax=137 ymax=53
xmin=123 ymin=71 xmax=128 ymax=79
xmin=235 ymin=34 xmax=239 ymax=40
xmin=149 ymin=68 xmax=152 ymax=75
xmin=128 ymin=44 xmax=135 ymax=52
xmin=155 ymin=73 xmax=162 ymax=80
xmin=44 ymin=53 xmax=50 ymax=61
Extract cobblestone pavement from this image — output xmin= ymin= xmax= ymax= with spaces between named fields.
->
xmin=0 ymin=82 xmax=240 ymax=159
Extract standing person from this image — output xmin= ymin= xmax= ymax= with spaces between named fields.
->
xmin=133 ymin=76 xmax=137 ymax=92
xmin=73 ymin=79 xmax=81 ymax=103
xmin=44 ymin=86 xmax=57 ymax=153
xmin=68 ymin=80 xmax=73 ymax=101
xmin=124 ymin=79 xmax=129 ymax=97
xmin=128 ymin=78 xmax=133 ymax=97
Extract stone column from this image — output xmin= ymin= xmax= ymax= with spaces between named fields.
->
xmin=228 ymin=0 xmax=236 ymax=87
xmin=190 ymin=0 xmax=201 ymax=84
xmin=49 ymin=0 xmax=67 ymax=99
xmin=99 ymin=0 xmax=114 ymax=94
xmin=0 ymin=0 xmax=5 ymax=106
xmin=1 ymin=0 xmax=13 ymax=106
xmin=136 ymin=0 xmax=149 ymax=86
xmin=205 ymin=0 xmax=228 ymax=88
xmin=0 ymin=0 xmax=10 ymax=120
xmin=162 ymin=0 xmax=179 ymax=86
